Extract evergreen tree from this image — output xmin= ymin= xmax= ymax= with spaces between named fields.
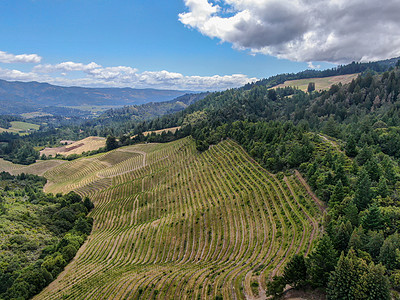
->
xmin=307 ymin=235 xmax=338 ymax=287
xmin=348 ymin=226 xmax=366 ymax=251
xmin=358 ymin=263 xmax=390 ymax=300
xmin=356 ymin=146 xmax=373 ymax=165
xmin=328 ymin=250 xmax=390 ymax=300
xmin=307 ymin=82 xmax=316 ymax=93
xmin=83 ymin=197 xmax=94 ymax=211
xmin=365 ymin=231 xmax=384 ymax=259
xmin=283 ymin=254 xmax=307 ymax=288
xmin=364 ymin=158 xmax=381 ymax=182
xmin=334 ymin=221 xmax=353 ymax=252
xmin=344 ymin=200 xmax=359 ymax=227
xmin=266 ymin=276 xmax=285 ymax=298
xmin=345 ymin=136 xmax=358 ymax=157
xmin=361 ymin=203 xmax=383 ymax=231
xmin=354 ymin=169 xmax=372 ymax=211
xmin=323 ymin=117 xmax=339 ymax=138
xmin=379 ymin=234 xmax=400 ymax=270
xmin=330 ymin=180 xmax=345 ymax=206
xmin=105 ymin=135 xmax=118 ymax=151
xmin=327 ymin=249 xmax=367 ymax=300
xmin=377 ymin=176 xmax=389 ymax=198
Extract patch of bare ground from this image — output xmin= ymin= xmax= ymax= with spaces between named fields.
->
xmin=283 ymin=288 xmax=326 ymax=300
xmin=40 ymin=136 xmax=106 ymax=157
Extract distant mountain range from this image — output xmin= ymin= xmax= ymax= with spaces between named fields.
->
xmin=0 ymin=79 xmax=191 ymax=115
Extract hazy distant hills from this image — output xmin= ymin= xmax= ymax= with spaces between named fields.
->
xmin=0 ymin=79 xmax=191 ymax=115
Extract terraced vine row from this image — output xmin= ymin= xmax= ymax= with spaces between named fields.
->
xmin=0 ymin=158 xmax=66 ymax=176
xmin=35 ymin=137 xmax=323 ymax=300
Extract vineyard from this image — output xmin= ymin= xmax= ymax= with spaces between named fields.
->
xmin=34 ymin=137 xmax=323 ymax=300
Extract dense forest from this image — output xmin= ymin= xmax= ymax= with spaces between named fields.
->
xmin=0 ymin=172 xmax=94 ymax=299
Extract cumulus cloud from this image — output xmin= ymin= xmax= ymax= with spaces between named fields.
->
xmin=0 ymin=48 xmax=256 ymax=91
xmin=33 ymin=61 xmax=101 ymax=73
xmin=0 ymin=50 xmax=42 ymax=63
xmin=307 ymin=62 xmax=320 ymax=69
xmin=179 ymin=0 xmax=400 ymax=63
xmin=0 ymin=60 xmax=256 ymax=91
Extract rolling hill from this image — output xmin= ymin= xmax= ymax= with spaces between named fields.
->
xmin=271 ymin=73 xmax=359 ymax=92
xmin=0 ymin=79 xmax=191 ymax=115
xmin=24 ymin=137 xmax=324 ymax=299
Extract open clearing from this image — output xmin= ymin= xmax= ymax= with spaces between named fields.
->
xmin=40 ymin=136 xmax=106 ymax=157
xmin=272 ymin=73 xmax=359 ymax=92
xmin=132 ymin=126 xmax=182 ymax=139
xmin=0 ymin=121 xmax=40 ymax=135
xmin=142 ymin=126 xmax=181 ymax=136
xmin=31 ymin=137 xmax=323 ymax=300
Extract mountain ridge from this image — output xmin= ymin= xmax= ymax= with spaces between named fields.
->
xmin=0 ymin=78 xmax=193 ymax=115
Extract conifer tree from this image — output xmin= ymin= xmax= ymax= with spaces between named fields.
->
xmin=283 ymin=254 xmax=307 ymax=288
xmin=345 ymin=136 xmax=358 ymax=157
xmin=344 ymin=200 xmax=359 ymax=227
xmin=327 ymin=249 xmax=367 ymax=300
xmin=354 ymin=169 xmax=372 ymax=211
xmin=377 ymin=176 xmax=389 ymax=198
xmin=334 ymin=221 xmax=353 ymax=252
xmin=330 ymin=180 xmax=344 ymax=206
xmin=358 ymin=263 xmax=390 ymax=300
xmin=308 ymin=235 xmax=338 ymax=287
xmin=379 ymin=233 xmax=400 ymax=270
xmin=361 ymin=203 xmax=383 ymax=231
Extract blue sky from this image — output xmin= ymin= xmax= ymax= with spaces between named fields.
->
xmin=0 ymin=0 xmax=397 ymax=90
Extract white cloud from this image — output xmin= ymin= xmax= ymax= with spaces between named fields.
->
xmin=0 ymin=50 xmax=42 ymax=63
xmin=307 ymin=62 xmax=320 ymax=69
xmin=179 ymin=0 xmax=400 ymax=63
xmin=0 ymin=61 xmax=256 ymax=91
xmin=0 ymin=48 xmax=257 ymax=91
xmin=33 ymin=61 xmax=101 ymax=73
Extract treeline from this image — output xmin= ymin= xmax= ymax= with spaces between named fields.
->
xmin=245 ymin=57 xmax=400 ymax=89
xmin=0 ymin=115 xmax=24 ymax=129
xmin=0 ymin=172 xmax=94 ymax=299
xmin=0 ymin=133 xmax=39 ymax=165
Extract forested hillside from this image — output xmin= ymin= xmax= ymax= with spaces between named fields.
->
xmin=0 ymin=172 xmax=94 ymax=299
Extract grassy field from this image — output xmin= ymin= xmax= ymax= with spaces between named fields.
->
xmin=21 ymin=111 xmax=53 ymax=118
xmin=0 ymin=121 xmax=40 ymax=135
xmin=142 ymin=126 xmax=181 ymax=136
xmin=28 ymin=137 xmax=323 ymax=300
xmin=272 ymin=73 xmax=359 ymax=92
xmin=40 ymin=136 xmax=106 ymax=157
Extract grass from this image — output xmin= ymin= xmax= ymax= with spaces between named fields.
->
xmin=64 ymin=105 xmax=122 ymax=114
xmin=21 ymin=112 xmax=53 ymax=119
xmin=0 ymin=158 xmax=67 ymax=176
xmin=19 ymin=137 xmax=325 ymax=300
xmin=0 ymin=121 xmax=40 ymax=135
xmin=272 ymin=73 xmax=359 ymax=92
xmin=142 ymin=126 xmax=181 ymax=136
xmin=132 ymin=126 xmax=182 ymax=139
xmin=40 ymin=136 xmax=106 ymax=157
